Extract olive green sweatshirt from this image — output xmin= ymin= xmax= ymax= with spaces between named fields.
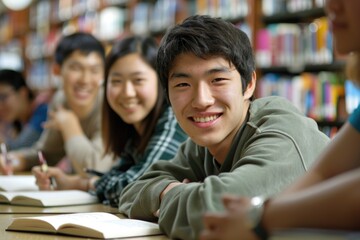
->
xmin=119 ymin=96 xmax=330 ymax=239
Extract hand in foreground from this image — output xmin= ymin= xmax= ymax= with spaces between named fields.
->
xmin=200 ymin=195 xmax=259 ymax=240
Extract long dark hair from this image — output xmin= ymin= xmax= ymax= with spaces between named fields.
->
xmin=102 ymin=35 xmax=166 ymax=157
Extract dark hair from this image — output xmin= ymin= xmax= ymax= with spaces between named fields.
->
xmin=0 ymin=69 xmax=34 ymax=132
xmin=54 ymin=32 xmax=106 ymax=65
xmin=0 ymin=69 xmax=33 ymax=100
xmin=102 ymin=35 xmax=165 ymax=157
xmin=157 ymin=15 xmax=255 ymax=99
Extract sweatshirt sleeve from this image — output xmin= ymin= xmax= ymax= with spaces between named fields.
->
xmin=95 ymin=108 xmax=187 ymax=207
xmin=119 ymin=128 xmax=328 ymax=240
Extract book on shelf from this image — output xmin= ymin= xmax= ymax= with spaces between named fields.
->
xmin=0 ymin=175 xmax=38 ymax=192
xmin=6 ymin=212 xmax=162 ymax=239
xmin=0 ymin=190 xmax=98 ymax=207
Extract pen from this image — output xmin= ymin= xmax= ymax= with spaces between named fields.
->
xmin=1 ymin=143 xmax=13 ymax=175
xmin=84 ymin=168 xmax=104 ymax=177
xmin=38 ymin=151 xmax=57 ymax=190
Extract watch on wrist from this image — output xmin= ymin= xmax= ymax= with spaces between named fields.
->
xmin=246 ymin=196 xmax=269 ymax=240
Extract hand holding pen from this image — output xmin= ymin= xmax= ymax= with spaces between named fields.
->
xmin=38 ymin=151 xmax=57 ymax=190
xmin=1 ymin=143 xmax=13 ymax=175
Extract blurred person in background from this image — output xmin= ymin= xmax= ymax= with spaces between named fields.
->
xmin=32 ymin=35 xmax=188 ymax=207
xmin=0 ymin=32 xmax=113 ymax=175
xmin=0 ymin=69 xmax=49 ymax=150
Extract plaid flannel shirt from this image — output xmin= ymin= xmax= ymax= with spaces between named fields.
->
xmin=94 ymin=106 xmax=187 ymax=207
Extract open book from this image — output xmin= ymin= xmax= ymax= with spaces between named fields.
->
xmin=7 ymin=212 xmax=162 ymax=239
xmin=0 ymin=175 xmax=38 ymax=191
xmin=0 ymin=190 xmax=98 ymax=207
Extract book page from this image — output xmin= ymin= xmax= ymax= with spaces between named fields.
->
xmin=11 ymin=190 xmax=99 ymax=207
xmin=0 ymin=176 xmax=38 ymax=192
xmin=7 ymin=215 xmax=66 ymax=233
xmin=9 ymin=190 xmax=98 ymax=207
xmin=0 ymin=192 xmax=17 ymax=203
xmin=7 ymin=212 xmax=121 ymax=235
xmin=59 ymin=216 xmax=162 ymax=239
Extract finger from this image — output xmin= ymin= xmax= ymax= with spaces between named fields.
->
xmin=182 ymin=178 xmax=190 ymax=183
xmin=36 ymin=178 xmax=52 ymax=190
xmin=31 ymin=166 xmax=41 ymax=175
xmin=0 ymin=159 xmax=6 ymax=175
xmin=203 ymin=213 xmax=225 ymax=230
xmin=42 ymin=120 xmax=57 ymax=129
xmin=4 ymin=166 xmax=13 ymax=175
xmin=55 ymin=104 xmax=65 ymax=112
xmin=222 ymin=195 xmax=249 ymax=211
xmin=153 ymin=209 xmax=160 ymax=217
xmin=45 ymin=167 xmax=61 ymax=178
xmin=47 ymin=109 xmax=56 ymax=119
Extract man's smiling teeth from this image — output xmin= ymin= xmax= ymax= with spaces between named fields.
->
xmin=75 ymin=87 xmax=91 ymax=95
xmin=193 ymin=115 xmax=219 ymax=123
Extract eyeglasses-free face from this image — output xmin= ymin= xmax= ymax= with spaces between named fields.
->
xmin=106 ymin=53 xmax=158 ymax=135
xmin=168 ymin=53 xmax=255 ymax=163
xmin=0 ymin=90 xmax=15 ymax=103
xmin=0 ymin=85 xmax=19 ymax=122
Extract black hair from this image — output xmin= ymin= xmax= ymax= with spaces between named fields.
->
xmin=0 ymin=69 xmax=33 ymax=100
xmin=54 ymin=32 xmax=106 ymax=65
xmin=157 ymin=15 xmax=255 ymax=99
xmin=0 ymin=69 xmax=34 ymax=133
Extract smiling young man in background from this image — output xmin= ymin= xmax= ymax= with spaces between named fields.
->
xmin=0 ymin=32 xmax=112 ymax=175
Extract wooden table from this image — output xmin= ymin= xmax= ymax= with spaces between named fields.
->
xmin=1 ymin=204 xmax=359 ymax=239
xmin=0 ymin=203 xmax=169 ymax=240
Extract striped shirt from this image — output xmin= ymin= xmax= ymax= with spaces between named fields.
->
xmin=94 ymin=106 xmax=187 ymax=207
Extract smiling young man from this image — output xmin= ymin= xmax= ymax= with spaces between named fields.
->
xmin=0 ymin=32 xmax=113 ymax=175
xmin=118 ymin=15 xmax=330 ymax=239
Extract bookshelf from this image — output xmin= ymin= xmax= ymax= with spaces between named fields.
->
xmin=0 ymin=0 xmax=348 ymax=136
xmin=0 ymin=0 xmax=254 ymax=91
xmin=0 ymin=8 xmax=28 ymax=75
xmin=254 ymin=0 xmax=347 ymax=137
xmin=262 ymin=7 xmax=325 ymax=24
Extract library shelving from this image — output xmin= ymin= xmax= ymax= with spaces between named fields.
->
xmin=0 ymin=0 xmax=254 ymax=91
xmin=0 ymin=0 xmax=349 ymax=136
xmin=254 ymin=0 xmax=347 ymax=137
